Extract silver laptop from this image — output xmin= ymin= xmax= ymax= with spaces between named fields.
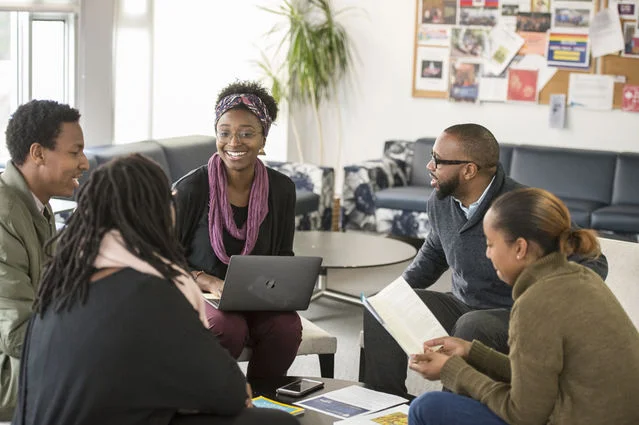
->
xmin=203 ymin=255 xmax=322 ymax=311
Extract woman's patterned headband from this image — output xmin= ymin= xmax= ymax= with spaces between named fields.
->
xmin=214 ymin=93 xmax=273 ymax=137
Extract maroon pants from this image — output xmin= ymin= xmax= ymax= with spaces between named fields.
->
xmin=205 ymin=303 xmax=302 ymax=378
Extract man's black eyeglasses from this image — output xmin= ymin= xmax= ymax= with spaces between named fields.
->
xmin=430 ymin=152 xmax=474 ymax=168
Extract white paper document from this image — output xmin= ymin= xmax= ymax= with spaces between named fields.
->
xmin=483 ymin=25 xmax=525 ymax=76
xmin=295 ymin=386 xmax=408 ymax=420
xmin=334 ymin=404 xmax=410 ymax=424
xmin=568 ymin=74 xmax=614 ymax=110
xmin=589 ymin=8 xmax=625 ymax=57
xmin=362 ymin=276 xmax=448 ymax=355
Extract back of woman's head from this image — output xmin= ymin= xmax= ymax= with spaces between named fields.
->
xmin=35 ymin=154 xmax=187 ymax=314
xmin=489 ymin=188 xmax=600 ymax=258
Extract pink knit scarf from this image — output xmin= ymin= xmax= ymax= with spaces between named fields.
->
xmin=207 ymin=153 xmax=269 ymax=264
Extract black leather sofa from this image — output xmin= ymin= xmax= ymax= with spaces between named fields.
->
xmin=342 ymin=138 xmax=639 ymax=239
xmin=68 ymin=135 xmax=333 ymax=231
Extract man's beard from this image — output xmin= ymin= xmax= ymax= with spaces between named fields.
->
xmin=435 ymin=174 xmax=460 ymax=200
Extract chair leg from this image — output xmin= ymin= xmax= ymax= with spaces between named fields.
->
xmin=358 ymin=348 xmax=365 ymax=382
xmin=319 ymin=353 xmax=334 ymax=378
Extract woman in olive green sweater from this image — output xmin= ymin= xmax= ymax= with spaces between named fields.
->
xmin=408 ymin=188 xmax=639 ymax=425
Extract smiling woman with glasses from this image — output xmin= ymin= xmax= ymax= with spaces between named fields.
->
xmin=172 ymin=81 xmax=302 ymax=379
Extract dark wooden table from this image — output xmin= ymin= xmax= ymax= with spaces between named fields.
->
xmin=250 ymin=376 xmax=364 ymax=425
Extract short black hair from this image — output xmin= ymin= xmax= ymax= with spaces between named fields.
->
xmin=5 ymin=99 xmax=81 ymax=166
xmin=216 ymin=80 xmax=278 ymax=123
xmin=443 ymin=123 xmax=499 ymax=170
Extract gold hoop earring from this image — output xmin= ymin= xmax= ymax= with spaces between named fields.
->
xmin=258 ymin=147 xmax=266 ymax=156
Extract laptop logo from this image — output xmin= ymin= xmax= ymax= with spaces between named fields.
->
xmin=265 ymin=279 xmax=276 ymax=289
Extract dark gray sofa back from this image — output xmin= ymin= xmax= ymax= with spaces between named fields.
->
xmin=411 ymin=138 xmax=435 ymax=187
xmin=87 ymin=140 xmax=172 ymax=181
xmin=509 ymin=145 xmax=617 ymax=205
xmin=612 ymin=153 xmax=639 ymax=205
xmin=156 ymin=135 xmax=217 ymax=181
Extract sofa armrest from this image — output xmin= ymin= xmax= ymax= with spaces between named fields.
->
xmin=341 ymin=157 xmax=406 ymax=232
xmin=266 ymin=161 xmax=335 ymax=230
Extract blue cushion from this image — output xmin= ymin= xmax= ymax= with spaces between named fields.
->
xmin=295 ymin=190 xmax=320 ymax=215
xmin=375 ymin=186 xmax=433 ymax=212
xmin=591 ymin=205 xmax=639 ymax=233
xmin=509 ymin=146 xmax=616 ymax=205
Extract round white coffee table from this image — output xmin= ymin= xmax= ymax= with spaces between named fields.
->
xmin=293 ymin=231 xmax=417 ymax=305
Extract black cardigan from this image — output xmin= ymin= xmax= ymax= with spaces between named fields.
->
xmin=173 ymin=165 xmax=296 ymax=279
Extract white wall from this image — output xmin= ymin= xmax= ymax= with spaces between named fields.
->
xmin=291 ymin=0 xmax=639 ymax=178
xmin=151 ymin=0 xmax=289 ymax=162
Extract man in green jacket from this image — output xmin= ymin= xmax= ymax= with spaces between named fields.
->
xmin=0 ymin=100 xmax=89 ymax=419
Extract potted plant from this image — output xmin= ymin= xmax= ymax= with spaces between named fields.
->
xmin=258 ymin=0 xmax=357 ymax=165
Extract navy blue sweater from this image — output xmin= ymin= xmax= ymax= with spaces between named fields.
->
xmin=403 ymin=164 xmax=608 ymax=309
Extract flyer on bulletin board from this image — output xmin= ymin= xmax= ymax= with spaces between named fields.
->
xmin=546 ymin=32 xmax=590 ymax=68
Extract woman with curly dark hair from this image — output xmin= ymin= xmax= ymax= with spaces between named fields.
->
xmin=173 ymin=81 xmax=301 ymax=378
xmin=13 ymin=154 xmax=297 ymax=425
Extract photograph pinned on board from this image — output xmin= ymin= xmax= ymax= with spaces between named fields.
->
xmin=451 ymin=27 xmax=489 ymax=58
xmin=516 ymin=12 xmax=552 ymax=32
xmin=459 ymin=7 xmax=499 ymax=26
xmin=449 ymin=60 xmax=481 ymax=103
xmin=502 ymin=4 xmax=519 ymax=16
xmin=420 ymin=0 xmax=457 ymax=25
xmin=611 ymin=0 xmax=639 ymax=20
xmin=553 ymin=8 xmax=592 ymax=29
xmin=422 ymin=60 xmax=444 ymax=78
xmin=415 ymin=46 xmax=450 ymax=92
xmin=623 ymin=22 xmax=639 ymax=57
xmin=507 ymin=68 xmax=539 ymax=102
xmin=532 ymin=0 xmax=551 ymax=12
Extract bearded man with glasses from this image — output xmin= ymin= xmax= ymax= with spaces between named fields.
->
xmin=362 ymin=123 xmax=609 ymax=398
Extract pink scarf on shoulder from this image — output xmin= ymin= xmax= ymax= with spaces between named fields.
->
xmin=207 ymin=153 xmax=269 ymax=264
xmin=93 ymin=230 xmax=208 ymax=327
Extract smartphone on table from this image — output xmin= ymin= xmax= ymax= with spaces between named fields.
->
xmin=275 ymin=378 xmax=324 ymax=397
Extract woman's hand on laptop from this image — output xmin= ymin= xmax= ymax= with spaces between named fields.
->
xmin=193 ymin=272 xmax=224 ymax=298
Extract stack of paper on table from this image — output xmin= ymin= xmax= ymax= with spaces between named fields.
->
xmin=361 ymin=276 xmax=448 ymax=355
xmin=294 ymin=385 xmax=408 ymax=420
xmin=333 ymin=404 xmax=410 ymax=424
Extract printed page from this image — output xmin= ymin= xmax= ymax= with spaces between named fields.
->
xmin=296 ymin=385 xmax=408 ymax=420
xmin=366 ymin=276 xmax=448 ymax=355
xmin=333 ymin=404 xmax=410 ymax=424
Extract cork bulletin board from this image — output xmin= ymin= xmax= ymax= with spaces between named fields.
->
xmin=410 ymin=0 xmax=639 ymax=109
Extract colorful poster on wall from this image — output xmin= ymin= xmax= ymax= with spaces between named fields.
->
xmin=622 ymin=85 xmax=639 ymax=112
xmin=418 ymin=25 xmax=451 ymax=47
xmin=415 ymin=46 xmax=450 ymax=92
xmin=507 ymin=68 xmax=539 ymax=102
xmin=420 ymin=0 xmax=457 ymax=25
xmin=546 ymin=32 xmax=590 ymax=68
xmin=449 ymin=60 xmax=481 ymax=102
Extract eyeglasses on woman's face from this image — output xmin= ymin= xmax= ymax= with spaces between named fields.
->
xmin=216 ymin=130 xmax=262 ymax=144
